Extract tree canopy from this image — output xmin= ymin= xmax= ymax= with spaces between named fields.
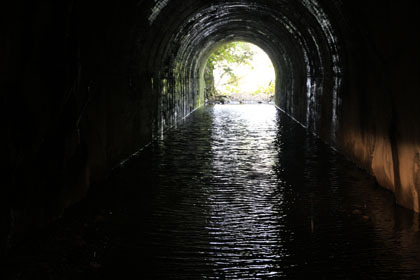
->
xmin=205 ymin=42 xmax=275 ymax=102
xmin=207 ymin=42 xmax=254 ymax=72
xmin=206 ymin=42 xmax=254 ymax=90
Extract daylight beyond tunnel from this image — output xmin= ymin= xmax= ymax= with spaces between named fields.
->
xmin=2 ymin=0 xmax=420 ymax=242
xmin=205 ymin=41 xmax=276 ymax=103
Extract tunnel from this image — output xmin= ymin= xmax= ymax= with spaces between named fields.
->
xmin=2 ymin=0 xmax=420 ymax=278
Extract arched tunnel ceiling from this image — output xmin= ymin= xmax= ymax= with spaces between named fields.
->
xmin=135 ymin=0 xmax=344 ymax=130
xmin=142 ymin=0 xmax=343 ymax=76
xmin=122 ymin=0 xmax=420 ymax=213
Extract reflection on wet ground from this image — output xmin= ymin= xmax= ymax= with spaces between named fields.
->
xmin=4 ymin=104 xmax=420 ymax=279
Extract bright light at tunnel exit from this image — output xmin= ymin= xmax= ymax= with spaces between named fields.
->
xmin=212 ymin=42 xmax=275 ymax=102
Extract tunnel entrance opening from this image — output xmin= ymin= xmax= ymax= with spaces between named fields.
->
xmin=204 ymin=41 xmax=275 ymax=105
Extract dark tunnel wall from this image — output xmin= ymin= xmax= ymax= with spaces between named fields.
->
xmin=338 ymin=1 xmax=420 ymax=212
xmin=1 ymin=0 xmax=420 ymax=246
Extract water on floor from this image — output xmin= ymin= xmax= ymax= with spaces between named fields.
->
xmin=4 ymin=104 xmax=420 ymax=279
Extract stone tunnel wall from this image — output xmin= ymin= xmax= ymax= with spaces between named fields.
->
xmin=1 ymin=0 xmax=420 ymax=250
xmin=337 ymin=1 xmax=420 ymax=212
xmin=0 ymin=0 xmax=209 ymax=241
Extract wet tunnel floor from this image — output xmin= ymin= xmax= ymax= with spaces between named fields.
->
xmin=4 ymin=104 xmax=420 ymax=279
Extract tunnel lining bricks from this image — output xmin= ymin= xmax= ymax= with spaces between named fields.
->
xmin=146 ymin=0 xmax=419 ymax=212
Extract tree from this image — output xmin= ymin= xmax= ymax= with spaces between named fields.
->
xmin=204 ymin=42 xmax=255 ymax=98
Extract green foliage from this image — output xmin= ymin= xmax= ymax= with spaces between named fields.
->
xmin=205 ymin=41 xmax=275 ymax=101
xmin=207 ymin=42 xmax=254 ymax=70
xmin=252 ymin=80 xmax=275 ymax=96
xmin=206 ymin=42 xmax=254 ymax=89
